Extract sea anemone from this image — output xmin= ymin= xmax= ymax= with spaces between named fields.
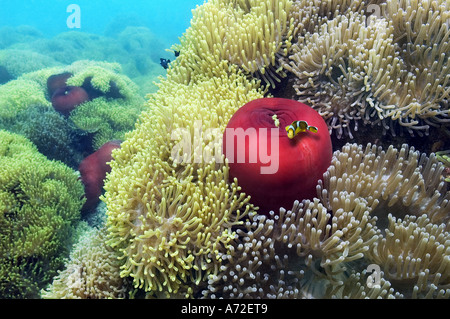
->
xmin=436 ymin=150 xmax=450 ymax=182
xmin=79 ymin=140 xmax=121 ymax=213
xmin=369 ymin=214 xmax=450 ymax=298
xmin=0 ymin=79 xmax=51 ymax=119
xmin=317 ymin=143 xmax=450 ymax=229
xmin=0 ymin=130 xmax=84 ymax=298
xmin=1 ymin=104 xmax=79 ymax=167
xmin=222 ymin=97 xmax=332 ymax=214
xmin=51 ymin=86 xmax=90 ymax=116
xmin=283 ymin=0 xmax=450 ymax=138
xmin=317 ymin=143 xmax=450 ymax=298
xmin=373 ymin=0 xmax=450 ymax=134
xmin=46 ymin=72 xmax=73 ymax=97
xmin=69 ymin=97 xmax=144 ymax=150
xmin=203 ymin=195 xmax=377 ymax=298
xmin=283 ymin=11 xmax=399 ymax=138
xmin=41 ymin=226 xmax=128 ymax=299
xmin=289 ymin=0 xmax=385 ymax=38
xmin=103 ymin=65 xmax=266 ymax=297
xmin=203 ymin=142 xmax=450 ymax=299
xmin=168 ymin=0 xmax=294 ymax=87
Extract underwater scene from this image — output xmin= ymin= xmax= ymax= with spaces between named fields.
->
xmin=0 ymin=0 xmax=449 ymax=300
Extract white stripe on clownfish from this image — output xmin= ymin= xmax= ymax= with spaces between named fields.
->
xmin=285 ymin=120 xmax=318 ymax=139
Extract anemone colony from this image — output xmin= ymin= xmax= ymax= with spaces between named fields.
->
xmin=0 ymin=0 xmax=449 ymax=299
xmin=0 ymin=131 xmax=84 ymax=297
xmin=203 ymin=142 xmax=450 ymax=299
xmin=100 ymin=0 xmax=449 ymax=299
xmin=104 ymin=66 xmax=265 ymax=297
xmin=284 ymin=0 xmax=450 ymax=138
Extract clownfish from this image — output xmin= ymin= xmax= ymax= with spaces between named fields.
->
xmin=285 ymin=120 xmax=318 ymax=139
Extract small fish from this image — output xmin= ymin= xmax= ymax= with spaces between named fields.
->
xmin=160 ymin=58 xmax=171 ymax=69
xmin=285 ymin=120 xmax=318 ymax=139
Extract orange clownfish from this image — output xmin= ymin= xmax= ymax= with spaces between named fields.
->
xmin=285 ymin=120 xmax=318 ymax=139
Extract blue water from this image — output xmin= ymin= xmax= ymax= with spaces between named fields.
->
xmin=0 ymin=0 xmax=204 ymax=44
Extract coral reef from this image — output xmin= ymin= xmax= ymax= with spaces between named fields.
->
xmin=11 ymin=32 xmax=123 ymax=66
xmin=117 ymin=26 xmax=169 ymax=68
xmin=0 ymin=49 xmax=60 ymax=80
xmin=0 ymin=25 xmax=43 ymax=49
xmin=1 ymin=0 xmax=448 ymax=301
xmin=0 ymin=60 xmax=144 ymax=159
xmin=0 ymin=130 xmax=85 ymax=298
xmin=101 ymin=0 xmax=449 ymax=300
xmin=2 ymin=26 xmax=166 ymax=95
